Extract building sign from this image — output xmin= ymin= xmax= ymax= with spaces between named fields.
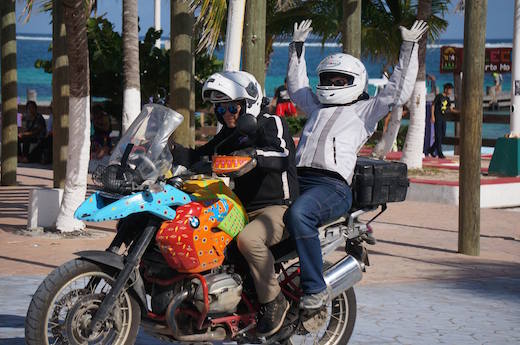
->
xmin=440 ymin=46 xmax=460 ymax=73
xmin=440 ymin=46 xmax=512 ymax=74
xmin=484 ymin=47 xmax=512 ymax=73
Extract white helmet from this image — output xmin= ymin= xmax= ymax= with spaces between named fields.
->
xmin=202 ymin=71 xmax=263 ymax=117
xmin=316 ymin=53 xmax=368 ymax=105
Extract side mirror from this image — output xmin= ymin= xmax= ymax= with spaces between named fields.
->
xmin=236 ymin=113 xmax=257 ymax=137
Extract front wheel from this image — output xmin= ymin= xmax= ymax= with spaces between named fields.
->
xmin=25 ymin=258 xmax=141 ymax=345
xmin=289 ymin=288 xmax=357 ymax=345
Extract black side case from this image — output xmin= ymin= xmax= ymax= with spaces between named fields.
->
xmin=352 ymin=157 xmax=409 ymax=208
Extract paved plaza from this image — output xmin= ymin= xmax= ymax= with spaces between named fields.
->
xmin=1 ymin=167 xmax=519 ymax=344
xmin=1 ymin=275 xmax=519 ymax=344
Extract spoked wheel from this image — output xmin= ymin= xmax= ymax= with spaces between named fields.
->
xmin=280 ymin=264 xmax=357 ymax=345
xmin=289 ymin=289 xmax=356 ymax=345
xmin=25 ymin=259 xmax=140 ymax=345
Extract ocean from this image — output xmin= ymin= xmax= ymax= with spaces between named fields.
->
xmin=7 ymin=34 xmax=514 ymax=143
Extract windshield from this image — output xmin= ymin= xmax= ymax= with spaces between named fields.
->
xmin=110 ymin=104 xmax=184 ymax=183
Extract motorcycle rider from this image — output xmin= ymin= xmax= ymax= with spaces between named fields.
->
xmin=285 ymin=20 xmax=428 ymax=309
xmin=171 ymin=71 xmax=299 ymax=337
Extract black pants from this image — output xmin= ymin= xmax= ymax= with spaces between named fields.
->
xmin=18 ymin=137 xmax=39 ymax=158
xmin=430 ymin=116 xmax=446 ymax=157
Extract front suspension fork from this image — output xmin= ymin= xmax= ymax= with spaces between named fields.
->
xmin=88 ymin=220 xmax=157 ymax=335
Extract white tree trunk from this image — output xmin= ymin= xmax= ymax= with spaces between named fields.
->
xmin=122 ymin=0 xmax=141 ymax=134
xmin=373 ymin=106 xmax=403 ymax=158
xmin=123 ymin=88 xmax=141 ymax=132
xmin=55 ymin=96 xmax=91 ymax=232
xmin=401 ymin=81 xmax=426 ymax=169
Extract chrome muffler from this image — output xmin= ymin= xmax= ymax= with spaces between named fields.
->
xmin=323 ymin=255 xmax=362 ymax=299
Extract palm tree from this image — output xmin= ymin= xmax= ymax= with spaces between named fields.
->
xmin=0 ymin=0 xmax=18 ymax=186
xmin=52 ymin=0 xmax=70 ymax=188
xmin=401 ymin=0 xmax=433 ymax=168
xmin=342 ymin=0 xmax=361 ymax=57
xmin=243 ymin=0 xmax=266 ymax=88
xmin=122 ymin=0 xmax=141 ymax=134
xmin=171 ymin=0 xmax=195 ymax=147
xmin=22 ymin=0 xmax=97 ymax=188
xmin=55 ymin=0 xmax=91 ymax=232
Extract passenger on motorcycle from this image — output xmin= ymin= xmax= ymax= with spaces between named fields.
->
xmin=285 ymin=20 xmax=428 ymax=310
xmin=170 ymin=71 xmax=299 ymax=337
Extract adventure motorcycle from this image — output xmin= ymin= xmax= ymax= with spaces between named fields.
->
xmin=25 ymin=104 xmax=392 ymax=345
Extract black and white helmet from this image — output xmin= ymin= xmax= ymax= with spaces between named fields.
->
xmin=202 ymin=71 xmax=263 ymax=117
xmin=316 ymin=53 xmax=368 ymax=105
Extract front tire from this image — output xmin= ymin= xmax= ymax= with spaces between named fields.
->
xmin=25 ymin=258 xmax=140 ymax=345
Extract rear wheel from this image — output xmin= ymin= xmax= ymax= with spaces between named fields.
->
xmin=289 ymin=288 xmax=356 ymax=345
xmin=25 ymin=259 xmax=140 ymax=345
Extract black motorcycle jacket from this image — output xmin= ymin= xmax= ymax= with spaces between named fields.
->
xmin=172 ymin=112 xmax=299 ymax=212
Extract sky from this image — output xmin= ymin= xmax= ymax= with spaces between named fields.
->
xmin=15 ymin=0 xmax=515 ymax=41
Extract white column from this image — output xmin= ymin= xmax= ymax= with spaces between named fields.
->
xmin=154 ymin=0 xmax=161 ymax=48
xmin=511 ymin=0 xmax=520 ymax=136
xmin=223 ymin=0 xmax=245 ymax=71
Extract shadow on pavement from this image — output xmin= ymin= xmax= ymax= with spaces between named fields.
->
xmin=16 ymin=173 xmax=53 ymax=181
xmin=371 ymin=248 xmax=520 ymax=280
xmin=0 ymin=314 xmax=24 ymax=328
xmin=376 ymin=238 xmax=458 ymax=254
xmin=0 ymin=338 xmax=25 ymax=345
xmin=373 ymin=220 xmax=520 ymax=243
xmin=0 ymin=256 xmax=58 ymax=269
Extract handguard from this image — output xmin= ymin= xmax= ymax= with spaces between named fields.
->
xmin=212 ymin=155 xmax=257 ymax=177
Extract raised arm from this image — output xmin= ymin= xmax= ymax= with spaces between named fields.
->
xmin=360 ymin=20 xmax=429 ymax=129
xmin=287 ymin=20 xmax=321 ymax=117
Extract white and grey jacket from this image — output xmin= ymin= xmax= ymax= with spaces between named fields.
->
xmin=287 ymin=41 xmax=419 ymax=184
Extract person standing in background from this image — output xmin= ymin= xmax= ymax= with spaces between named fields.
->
xmin=270 ymin=78 xmax=297 ymax=117
xmin=429 ymin=83 xmax=458 ymax=159
xmin=427 ymin=74 xmax=438 ymax=95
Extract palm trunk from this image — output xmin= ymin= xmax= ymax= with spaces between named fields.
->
xmin=52 ymin=0 xmax=70 ymax=188
xmin=55 ymin=0 xmax=91 ymax=232
xmin=342 ymin=0 xmax=361 ymax=58
xmin=401 ymin=0 xmax=431 ymax=169
xmin=373 ymin=106 xmax=403 ymax=158
xmin=122 ymin=0 xmax=141 ymax=134
xmin=1 ymin=0 xmax=18 ymax=186
xmin=170 ymin=0 xmax=194 ymax=147
xmin=243 ymin=0 xmax=266 ymax=89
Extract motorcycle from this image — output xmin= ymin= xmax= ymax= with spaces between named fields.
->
xmin=25 ymin=104 xmax=388 ymax=345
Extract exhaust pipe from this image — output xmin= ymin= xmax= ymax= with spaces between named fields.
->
xmin=166 ymin=290 xmax=227 ymax=341
xmin=324 ymin=255 xmax=362 ymax=299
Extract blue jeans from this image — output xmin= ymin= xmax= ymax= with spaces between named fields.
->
xmin=286 ymin=174 xmax=352 ymax=294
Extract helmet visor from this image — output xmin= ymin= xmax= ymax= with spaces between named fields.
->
xmin=319 ymin=72 xmax=355 ymax=87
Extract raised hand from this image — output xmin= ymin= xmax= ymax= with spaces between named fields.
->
xmin=293 ymin=20 xmax=313 ymax=43
xmin=399 ymin=20 xmax=428 ymax=43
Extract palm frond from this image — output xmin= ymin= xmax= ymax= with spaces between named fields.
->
xmin=188 ymin=0 xmax=227 ymax=55
xmin=20 ymin=0 xmax=96 ymax=23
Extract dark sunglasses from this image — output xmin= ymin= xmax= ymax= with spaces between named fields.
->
xmin=215 ymin=104 xmax=239 ymax=116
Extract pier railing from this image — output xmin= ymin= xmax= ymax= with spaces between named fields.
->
xmin=443 ymin=110 xmax=510 ymax=148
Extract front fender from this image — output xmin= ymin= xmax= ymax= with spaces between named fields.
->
xmin=75 ymin=184 xmax=192 ymax=222
xmin=75 ymin=250 xmax=148 ymax=315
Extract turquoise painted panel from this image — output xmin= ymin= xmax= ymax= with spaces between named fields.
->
xmin=74 ymin=185 xmax=192 ymax=222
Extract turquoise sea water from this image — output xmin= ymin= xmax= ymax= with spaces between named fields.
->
xmin=3 ymin=35 xmax=513 ymax=141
